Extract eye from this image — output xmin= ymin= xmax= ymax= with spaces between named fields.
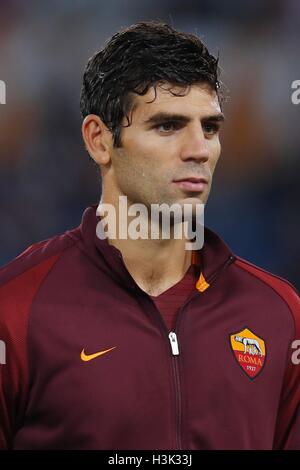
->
xmin=155 ymin=121 xmax=182 ymax=133
xmin=202 ymin=122 xmax=220 ymax=135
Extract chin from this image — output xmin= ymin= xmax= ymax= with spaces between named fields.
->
xmin=161 ymin=198 xmax=204 ymax=227
xmin=178 ymin=195 xmax=207 ymax=207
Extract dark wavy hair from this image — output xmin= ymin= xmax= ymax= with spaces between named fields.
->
xmin=80 ymin=21 xmax=221 ymax=147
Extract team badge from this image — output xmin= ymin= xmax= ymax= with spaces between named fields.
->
xmin=230 ymin=327 xmax=266 ymax=379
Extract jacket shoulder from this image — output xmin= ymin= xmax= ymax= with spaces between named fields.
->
xmin=0 ymin=228 xmax=80 ymax=290
xmin=235 ymin=256 xmax=300 ymax=327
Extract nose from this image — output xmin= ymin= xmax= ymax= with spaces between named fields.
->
xmin=179 ymin=125 xmax=209 ymax=163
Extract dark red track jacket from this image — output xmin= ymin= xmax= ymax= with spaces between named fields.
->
xmin=0 ymin=206 xmax=299 ymax=449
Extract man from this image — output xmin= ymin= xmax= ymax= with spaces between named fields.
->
xmin=0 ymin=21 xmax=299 ymax=450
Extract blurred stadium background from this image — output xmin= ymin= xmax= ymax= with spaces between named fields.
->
xmin=0 ymin=0 xmax=299 ymax=288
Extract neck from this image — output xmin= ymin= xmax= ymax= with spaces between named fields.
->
xmin=97 ymin=195 xmax=193 ymax=296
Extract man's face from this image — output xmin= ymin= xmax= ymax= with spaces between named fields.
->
xmin=108 ymin=83 xmax=223 ymax=211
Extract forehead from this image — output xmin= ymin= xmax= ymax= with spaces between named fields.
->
xmin=130 ymin=83 xmax=221 ymax=121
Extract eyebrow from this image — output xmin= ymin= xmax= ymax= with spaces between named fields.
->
xmin=143 ymin=111 xmax=225 ymax=126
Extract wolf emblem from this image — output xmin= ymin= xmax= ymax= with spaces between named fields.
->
xmin=234 ymin=335 xmax=263 ymax=356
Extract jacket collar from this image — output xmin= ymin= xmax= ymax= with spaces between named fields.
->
xmin=78 ymin=206 xmax=235 ymax=292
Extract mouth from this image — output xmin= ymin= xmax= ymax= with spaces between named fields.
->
xmin=173 ymin=177 xmax=209 ymax=193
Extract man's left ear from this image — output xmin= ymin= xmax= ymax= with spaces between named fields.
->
xmin=81 ymin=114 xmax=112 ymax=166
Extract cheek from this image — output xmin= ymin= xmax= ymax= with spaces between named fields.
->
xmin=112 ymin=148 xmax=163 ymax=198
xmin=115 ymin=141 xmax=166 ymax=181
xmin=208 ymin=141 xmax=221 ymax=173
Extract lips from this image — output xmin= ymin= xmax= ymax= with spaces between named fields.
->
xmin=173 ymin=177 xmax=208 ymax=192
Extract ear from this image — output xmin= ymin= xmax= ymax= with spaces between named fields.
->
xmin=81 ymin=114 xmax=112 ymax=166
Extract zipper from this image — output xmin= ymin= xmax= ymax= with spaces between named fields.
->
xmin=168 ymin=331 xmax=182 ymax=449
xmin=168 ymin=290 xmax=200 ymax=450
xmin=165 ymin=254 xmax=236 ymax=450
xmin=168 ymin=332 xmax=179 ymax=355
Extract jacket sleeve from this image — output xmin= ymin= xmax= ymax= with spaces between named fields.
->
xmin=0 ymin=254 xmax=60 ymax=449
xmin=0 ymin=274 xmax=30 ymax=449
xmin=273 ymin=286 xmax=300 ymax=450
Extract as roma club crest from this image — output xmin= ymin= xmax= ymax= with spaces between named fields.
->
xmin=230 ymin=327 xmax=266 ymax=379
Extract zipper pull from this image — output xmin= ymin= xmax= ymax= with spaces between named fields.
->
xmin=168 ymin=332 xmax=179 ymax=356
